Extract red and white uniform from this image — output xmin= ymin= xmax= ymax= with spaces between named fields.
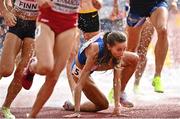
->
xmin=38 ymin=0 xmax=80 ymax=35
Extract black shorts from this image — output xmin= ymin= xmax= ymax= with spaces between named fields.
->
xmin=8 ymin=17 xmax=36 ymax=40
xmin=78 ymin=11 xmax=99 ymax=33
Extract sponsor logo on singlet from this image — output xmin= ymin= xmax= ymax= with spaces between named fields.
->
xmin=14 ymin=0 xmax=38 ymax=12
xmin=52 ymin=0 xmax=80 ymax=14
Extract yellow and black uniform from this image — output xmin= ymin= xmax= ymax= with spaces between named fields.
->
xmin=78 ymin=10 xmax=99 ymax=33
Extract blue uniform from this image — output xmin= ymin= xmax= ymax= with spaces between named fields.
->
xmin=127 ymin=0 xmax=168 ymax=27
xmin=71 ymin=34 xmax=105 ymax=78
xmin=78 ymin=36 xmax=104 ymax=65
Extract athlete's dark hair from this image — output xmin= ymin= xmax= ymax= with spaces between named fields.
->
xmin=98 ymin=31 xmax=127 ymax=66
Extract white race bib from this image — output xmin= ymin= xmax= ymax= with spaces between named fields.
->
xmin=52 ymin=0 xmax=80 ymax=14
xmin=14 ymin=0 xmax=38 ymax=16
xmin=72 ymin=64 xmax=81 ymax=78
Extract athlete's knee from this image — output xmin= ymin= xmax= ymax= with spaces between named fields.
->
xmin=128 ymin=52 xmax=139 ymax=66
xmin=133 ymin=56 xmax=139 ymax=68
xmin=0 ymin=65 xmax=14 ymax=77
xmin=102 ymin=99 xmax=109 ymax=110
xmin=98 ymin=98 xmax=109 ymax=111
xmin=38 ymin=62 xmax=54 ymax=75
xmin=156 ymin=26 xmax=168 ymax=37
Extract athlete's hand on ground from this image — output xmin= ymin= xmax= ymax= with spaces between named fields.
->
xmin=2 ymin=10 xmax=16 ymax=27
xmin=63 ymin=112 xmax=81 ymax=118
xmin=111 ymin=106 xmax=121 ymax=117
xmin=38 ymin=0 xmax=53 ymax=9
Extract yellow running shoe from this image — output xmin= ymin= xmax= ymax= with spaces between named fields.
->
xmin=108 ymin=88 xmax=114 ymax=104
xmin=2 ymin=106 xmax=15 ymax=119
xmin=152 ymin=76 xmax=164 ymax=93
xmin=108 ymin=89 xmax=134 ymax=108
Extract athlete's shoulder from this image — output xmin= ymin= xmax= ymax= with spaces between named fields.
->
xmin=85 ymin=42 xmax=99 ymax=57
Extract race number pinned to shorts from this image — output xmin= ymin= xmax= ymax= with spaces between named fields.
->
xmin=35 ymin=25 xmax=41 ymax=39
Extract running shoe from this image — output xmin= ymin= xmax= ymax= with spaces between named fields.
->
xmin=22 ymin=57 xmax=36 ymax=90
xmin=108 ymin=89 xmax=134 ymax=108
xmin=108 ymin=88 xmax=114 ymax=104
xmin=63 ymin=100 xmax=74 ymax=111
xmin=1 ymin=106 xmax=15 ymax=119
xmin=120 ymin=92 xmax=134 ymax=108
xmin=152 ymin=76 xmax=164 ymax=93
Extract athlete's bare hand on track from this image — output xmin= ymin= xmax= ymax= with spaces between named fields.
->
xmin=112 ymin=106 xmax=121 ymax=117
xmin=63 ymin=112 xmax=81 ymax=118
xmin=38 ymin=0 xmax=53 ymax=9
xmin=2 ymin=10 xmax=16 ymax=27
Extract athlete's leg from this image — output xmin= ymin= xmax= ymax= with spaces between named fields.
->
xmin=119 ymin=52 xmax=138 ymax=106
xmin=29 ymin=27 xmax=78 ymax=118
xmin=79 ymin=77 xmax=109 ymax=112
xmin=2 ymin=38 xmax=34 ymax=108
xmin=0 ymin=33 xmax=21 ymax=119
xmin=150 ymin=7 xmax=168 ymax=93
xmin=150 ymin=7 xmax=168 ymax=77
xmin=30 ymin=23 xmax=55 ymax=75
xmin=0 ymin=33 xmax=21 ymax=78
xmin=127 ymin=26 xmax=143 ymax=52
xmin=134 ymin=20 xmax=154 ymax=92
xmin=64 ymin=75 xmax=109 ymax=112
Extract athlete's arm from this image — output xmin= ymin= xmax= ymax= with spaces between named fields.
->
xmin=72 ymin=44 xmax=99 ymax=117
xmin=92 ymin=0 xmax=102 ymax=10
xmin=169 ymin=0 xmax=179 ymax=13
xmin=112 ymin=62 xmax=122 ymax=116
xmin=0 ymin=0 xmax=8 ymax=13
xmin=109 ymin=0 xmax=120 ymax=21
xmin=0 ymin=0 xmax=16 ymax=26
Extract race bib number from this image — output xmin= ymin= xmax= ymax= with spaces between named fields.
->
xmin=72 ymin=64 xmax=81 ymax=78
xmin=52 ymin=0 xmax=80 ymax=14
xmin=14 ymin=0 xmax=38 ymax=15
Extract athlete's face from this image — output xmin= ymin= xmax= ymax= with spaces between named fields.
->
xmin=108 ymin=41 xmax=127 ymax=59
